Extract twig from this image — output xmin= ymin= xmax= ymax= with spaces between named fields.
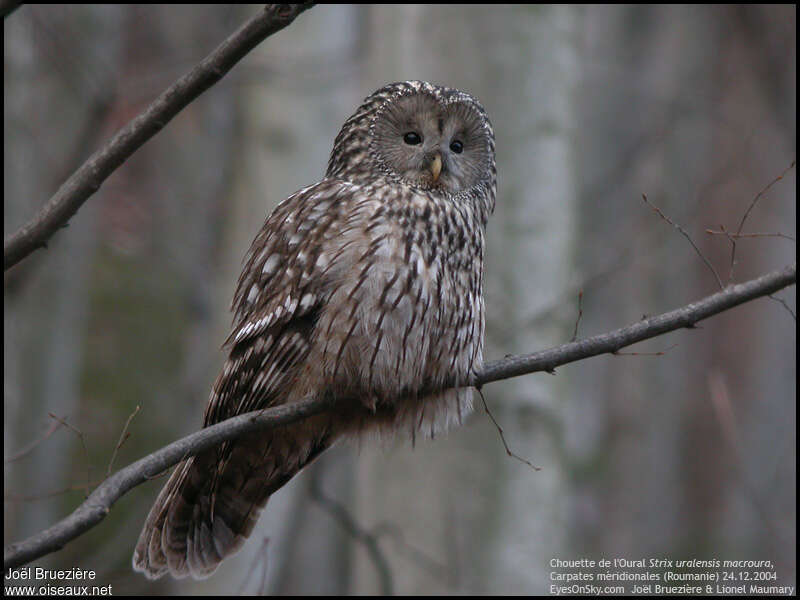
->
xmin=3 ymin=4 xmax=316 ymax=271
xmin=5 ymin=420 xmax=64 ymax=464
xmin=730 ymin=160 xmax=796 ymax=281
xmin=642 ymin=193 xmax=724 ymax=290
xmin=768 ymin=294 xmax=796 ymax=321
xmin=706 ymin=229 xmax=795 ymax=242
xmin=613 ymin=343 xmax=678 ymax=357
xmin=3 ymin=263 xmax=796 ymax=571
xmin=4 ymin=479 xmax=107 ymax=504
xmin=477 ymin=388 xmax=540 ymax=471
xmin=570 ymin=290 xmax=583 ymax=342
xmin=107 ymin=405 xmax=141 ymax=476
xmin=47 ymin=413 xmax=91 ymax=499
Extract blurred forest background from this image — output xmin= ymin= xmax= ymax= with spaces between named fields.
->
xmin=4 ymin=4 xmax=796 ymax=595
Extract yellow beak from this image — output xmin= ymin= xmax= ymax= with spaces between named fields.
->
xmin=429 ymin=153 xmax=442 ymax=183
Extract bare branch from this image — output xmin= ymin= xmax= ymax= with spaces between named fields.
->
xmin=3 ymin=262 xmax=796 ymax=571
xmin=478 ymin=263 xmax=793 ymax=384
xmin=3 ymin=3 xmax=316 ymax=271
xmin=641 ymin=193 xmax=724 ymax=290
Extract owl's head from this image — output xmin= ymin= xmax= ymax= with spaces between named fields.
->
xmin=327 ymin=81 xmax=496 ymax=215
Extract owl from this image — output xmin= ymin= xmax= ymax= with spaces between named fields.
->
xmin=133 ymin=80 xmax=496 ymax=579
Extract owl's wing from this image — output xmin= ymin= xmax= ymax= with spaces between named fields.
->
xmin=135 ymin=181 xmax=367 ymax=579
xmin=203 ymin=179 xmax=360 ymax=426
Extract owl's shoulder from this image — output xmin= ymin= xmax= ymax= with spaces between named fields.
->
xmin=227 ymin=178 xmax=378 ymax=346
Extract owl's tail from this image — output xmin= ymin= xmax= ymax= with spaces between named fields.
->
xmin=132 ymin=423 xmax=334 ymax=579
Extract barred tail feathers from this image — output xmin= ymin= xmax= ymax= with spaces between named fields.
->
xmin=132 ymin=426 xmax=333 ymax=580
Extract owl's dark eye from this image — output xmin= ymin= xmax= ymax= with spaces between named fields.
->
xmin=403 ymin=132 xmax=422 ymax=145
xmin=450 ymin=140 xmax=464 ymax=154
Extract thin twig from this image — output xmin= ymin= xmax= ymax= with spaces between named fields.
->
xmin=642 ymin=193 xmax=724 ymax=290
xmin=768 ymin=295 xmax=796 ymax=321
xmin=613 ymin=343 xmax=678 ymax=357
xmin=570 ymin=290 xmax=583 ymax=342
xmin=107 ymin=405 xmax=141 ymax=476
xmin=477 ymin=388 xmax=540 ymax=471
xmin=4 ymin=479 xmax=107 ymax=504
xmin=3 ymin=263 xmax=796 ymax=571
xmin=3 ymin=3 xmax=317 ymax=271
xmin=47 ymin=413 xmax=91 ymax=498
xmin=5 ymin=420 xmax=64 ymax=464
xmin=730 ymin=160 xmax=796 ymax=281
xmin=714 ymin=224 xmax=740 ymax=281
xmin=706 ymin=229 xmax=795 ymax=242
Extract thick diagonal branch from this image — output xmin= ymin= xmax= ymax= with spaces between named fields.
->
xmin=478 ymin=263 xmax=796 ymax=384
xmin=3 ymin=4 xmax=315 ymax=271
xmin=3 ymin=263 xmax=795 ymax=570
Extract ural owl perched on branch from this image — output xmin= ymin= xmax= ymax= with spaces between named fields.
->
xmin=134 ymin=80 xmax=496 ymax=579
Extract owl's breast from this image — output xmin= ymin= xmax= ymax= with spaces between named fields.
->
xmin=312 ymin=190 xmax=485 ymax=401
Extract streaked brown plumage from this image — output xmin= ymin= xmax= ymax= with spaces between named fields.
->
xmin=133 ymin=80 xmax=496 ymax=579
